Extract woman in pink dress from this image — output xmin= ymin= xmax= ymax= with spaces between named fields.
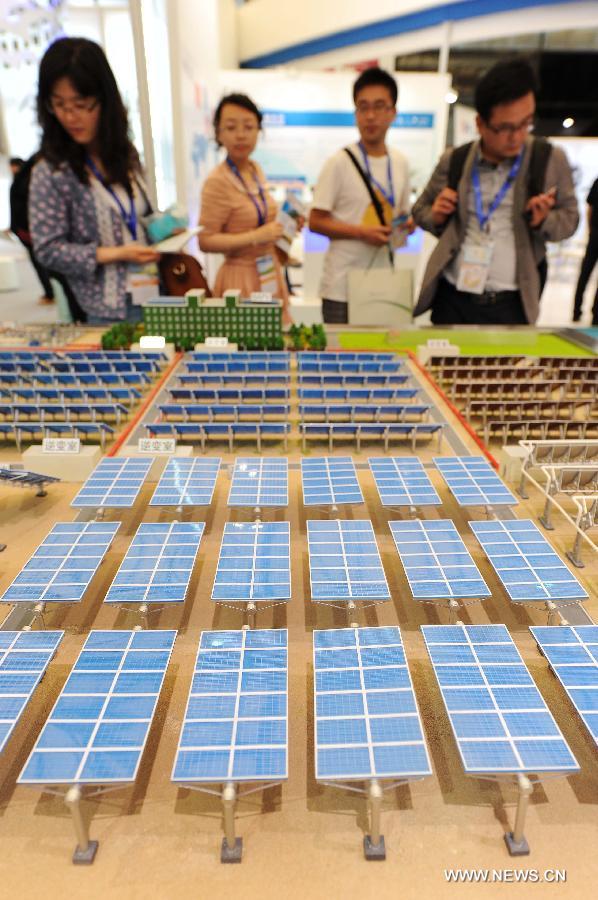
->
xmin=199 ymin=93 xmax=289 ymax=321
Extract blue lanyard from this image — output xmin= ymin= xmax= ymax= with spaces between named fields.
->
xmin=358 ymin=142 xmax=395 ymax=209
xmin=226 ymin=158 xmax=268 ymax=227
xmin=86 ymin=156 xmax=137 ymax=240
xmin=472 ymin=149 xmax=523 ymax=232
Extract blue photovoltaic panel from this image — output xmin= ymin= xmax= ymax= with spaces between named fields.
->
xmin=369 ymin=456 xmax=441 ymax=507
xmin=19 ymin=630 xmax=176 ymax=785
xmin=228 ymin=457 xmax=288 ymax=507
xmin=390 ymin=519 xmax=490 ymax=600
xmin=72 ymin=457 xmax=153 ymax=508
xmin=0 ymin=631 xmax=63 ymax=753
xmin=172 ymin=629 xmax=288 ymax=783
xmin=470 ymin=519 xmax=588 ymax=603
xmin=314 ymin=626 xmax=432 ymax=781
xmin=0 ymin=522 xmax=119 ymax=604
xmin=530 ymin=626 xmax=598 ymax=746
xmin=308 ymin=520 xmax=390 ymax=602
xmin=301 ymin=456 xmax=363 ymax=506
xmin=422 ymin=624 xmax=579 ymax=774
xmin=150 ymin=457 xmax=220 ymax=507
xmin=104 ymin=522 xmax=204 ymax=605
xmin=212 ymin=522 xmax=290 ymax=603
xmin=434 ymin=456 xmax=517 ymax=507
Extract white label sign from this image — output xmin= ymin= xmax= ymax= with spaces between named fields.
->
xmin=138 ymin=438 xmax=176 ymax=454
xmin=42 ymin=438 xmax=81 ymax=454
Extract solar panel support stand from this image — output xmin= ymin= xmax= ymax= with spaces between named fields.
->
xmin=245 ymin=602 xmax=257 ymax=630
xmin=221 ymin=782 xmax=242 ymax=863
xmin=539 ymin=493 xmax=555 ymax=530
xmin=484 ymin=505 xmax=497 ymax=521
xmin=503 ymin=774 xmax=532 ymax=857
xmin=65 ymin=786 xmax=98 ymax=865
xmin=364 ymin=779 xmax=386 ymax=861
xmin=346 ymin=600 xmax=360 ymax=630
xmin=448 ymin=600 xmax=461 ymax=625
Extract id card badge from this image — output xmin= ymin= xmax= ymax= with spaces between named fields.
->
xmin=256 ymin=254 xmax=278 ymax=295
xmin=127 ymin=262 xmax=160 ymax=305
xmin=456 ymin=242 xmax=494 ymax=295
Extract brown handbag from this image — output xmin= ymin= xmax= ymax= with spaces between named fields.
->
xmin=159 ymin=252 xmax=212 ymax=297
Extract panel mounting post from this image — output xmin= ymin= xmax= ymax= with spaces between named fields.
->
xmin=504 ymin=774 xmax=532 ymax=856
xmin=221 ymin=782 xmax=242 ymax=863
xmin=364 ymin=779 xmax=385 ymax=860
xmin=65 ymin=786 xmax=98 ymax=865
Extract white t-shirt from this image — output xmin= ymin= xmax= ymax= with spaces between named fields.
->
xmin=312 ymin=142 xmax=410 ymax=303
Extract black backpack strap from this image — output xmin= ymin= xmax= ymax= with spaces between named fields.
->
xmin=344 ymin=147 xmax=387 ymax=227
xmin=344 ymin=147 xmax=393 ymax=264
xmin=527 ymin=136 xmax=552 ymax=198
xmin=447 ymin=142 xmax=472 ymax=191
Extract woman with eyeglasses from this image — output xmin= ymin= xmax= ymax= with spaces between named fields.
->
xmin=198 ymin=93 xmax=290 ymax=320
xmin=29 ymin=37 xmax=159 ymax=324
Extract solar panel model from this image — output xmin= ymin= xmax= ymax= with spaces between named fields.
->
xmin=314 ymin=625 xmax=431 ymax=859
xmin=211 ymin=522 xmax=291 ymax=618
xmin=104 ymin=522 xmax=204 ymax=613
xmin=389 ymin=519 xmax=490 ymax=610
xmin=369 ymin=456 xmax=441 ymax=509
xmin=228 ymin=457 xmax=288 ymax=510
xmin=530 ymin=625 xmax=598 ymax=747
xmin=150 ymin=457 xmax=220 ymax=508
xmin=19 ymin=629 xmax=177 ymax=864
xmin=172 ymin=628 xmax=288 ymax=862
xmin=0 ymin=631 xmax=63 ymax=753
xmin=0 ymin=521 xmax=119 ymax=606
xmin=470 ymin=519 xmax=588 ymax=603
xmin=301 ymin=456 xmax=363 ymax=507
xmin=434 ymin=456 xmax=517 ymax=507
xmin=308 ymin=520 xmax=390 ymax=606
xmin=422 ymin=623 xmax=579 ymax=855
xmin=71 ymin=457 xmax=152 ymax=509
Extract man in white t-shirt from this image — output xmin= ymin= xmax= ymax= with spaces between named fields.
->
xmin=309 ymin=67 xmax=411 ymax=324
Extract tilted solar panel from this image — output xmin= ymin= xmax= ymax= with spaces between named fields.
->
xmin=0 ymin=522 xmax=119 ymax=604
xmin=19 ymin=630 xmax=177 ymax=784
xmin=150 ymin=457 xmax=220 ymax=506
xmin=422 ymin=624 xmax=578 ymax=774
xmin=308 ymin=520 xmax=390 ymax=602
xmin=369 ymin=456 xmax=441 ymax=507
xmin=314 ymin=626 xmax=431 ymax=780
xmin=71 ymin=457 xmax=152 ymax=508
xmin=212 ymin=522 xmax=290 ymax=603
xmin=470 ymin=519 xmax=588 ymax=602
xmin=434 ymin=456 xmax=517 ymax=507
xmin=104 ymin=522 xmax=204 ymax=605
xmin=390 ymin=519 xmax=490 ymax=600
xmin=301 ymin=456 xmax=363 ymax=506
xmin=172 ymin=629 xmax=288 ymax=783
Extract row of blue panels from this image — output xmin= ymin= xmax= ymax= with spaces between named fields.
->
xmin=5 ymin=625 xmax=594 ymax=788
xmin=0 ymin=516 xmax=586 ymax=606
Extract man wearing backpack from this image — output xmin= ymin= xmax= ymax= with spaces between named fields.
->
xmin=412 ymin=58 xmax=578 ymax=325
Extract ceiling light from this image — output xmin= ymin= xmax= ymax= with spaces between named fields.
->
xmin=445 ymin=89 xmax=458 ymax=105
xmin=562 ymin=117 xmax=575 ymax=129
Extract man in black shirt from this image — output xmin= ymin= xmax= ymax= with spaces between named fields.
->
xmin=572 ymin=178 xmax=598 ymax=323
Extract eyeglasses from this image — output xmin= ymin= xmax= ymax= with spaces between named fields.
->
xmin=355 ymin=102 xmax=394 ymax=115
xmin=47 ymin=97 xmax=99 ymax=117
xmin=484 ymin=116 xmax=535 ymax=136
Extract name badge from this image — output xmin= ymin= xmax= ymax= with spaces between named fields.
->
xmin=256 ymin=254 xmax=278 ymax=296
xmin=127 ymin=262 xmax=160 ymax=306
xmin=456 ymin=242 xmax=494 ymax=295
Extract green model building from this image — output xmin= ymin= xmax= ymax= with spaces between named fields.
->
xmin=142 ymin=290 xmax=283 ymax=351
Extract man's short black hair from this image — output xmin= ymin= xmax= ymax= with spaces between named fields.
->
xmin=9 ymin=157 xmax=25 ymax=168
xmin=475 ymin=58 xmax=537 ymax=122
xmin=353 ymin=67 xmax=398 ymax=106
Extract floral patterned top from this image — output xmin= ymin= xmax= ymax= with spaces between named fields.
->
xmin=29 ymin=158 xmax=151 ymax=321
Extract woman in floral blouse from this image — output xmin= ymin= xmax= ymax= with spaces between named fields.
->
xmin=29 ymin=37 xmax=159 ymax=324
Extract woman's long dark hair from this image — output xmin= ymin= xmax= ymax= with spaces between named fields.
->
xmin=37 ymin=37 xmax=140 ymax=192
